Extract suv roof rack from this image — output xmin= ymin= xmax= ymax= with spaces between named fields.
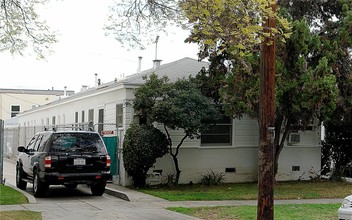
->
xmin=44 ymin=123 xmax=94 ymax=132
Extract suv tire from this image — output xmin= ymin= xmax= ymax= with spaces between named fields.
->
xmin=16 ymin=164 xmax=27 ymax=190
xmin=33 ymin=170 xmax=48 ymax=198
xmin=91 ymin=182 xmax=106 ymax=196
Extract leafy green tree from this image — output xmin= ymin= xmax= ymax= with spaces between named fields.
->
xmin=0 ymin=0 xmax=56 ymax=58
xmin=278 ymin=0 xmax=352 ymax=177
xmin=134 ymin=73 xmax=221 ymax=184
xmin=195 ymin=19 xmax=339 ymax=177
xmin=322 ymin=118 xmax=352 ymax=180
xmin=123 ymin=123 xmax=169 ymax=187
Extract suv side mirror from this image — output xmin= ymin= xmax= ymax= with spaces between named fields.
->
xmin=18 ymin=146 xmax=28 ymax=153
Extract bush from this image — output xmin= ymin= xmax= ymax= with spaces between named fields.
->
xmin=322 ymin=119 xmax=352 ymax=179
xmin=123 ymin=124 xmax=169 ymax=187
xmin=199 ymin=170 xmax=225 ymax=186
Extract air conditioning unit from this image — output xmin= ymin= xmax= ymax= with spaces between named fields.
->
xmin=288 ymin=133 xmax=300 ymax=144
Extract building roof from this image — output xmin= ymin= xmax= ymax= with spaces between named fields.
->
xmin=64 ymin=57 xmax=208 ymax=98
xmin=120 ymin=57 xmax=209 ymax=85
xmin=16 ymin=57 xmax=209 ymax=115
xmin=0 ymin=88 xmax=74 ymax=96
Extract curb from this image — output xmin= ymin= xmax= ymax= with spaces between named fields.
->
xmin=104 ymin=186 xmax=130 ymax=201
xmin=5 ymin=183 xmax=37 ymax=204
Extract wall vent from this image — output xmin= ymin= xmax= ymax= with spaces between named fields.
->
xmin=292 ymin=166 xmax=300 ymax=171
xmin=288 ymin=133 xmax=301 ymax=144
xmin=225 ymin=167 xmax=236 ymax=173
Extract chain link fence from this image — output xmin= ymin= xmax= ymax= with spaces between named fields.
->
xmin=3 ymin=123 xmax=93 ymax=160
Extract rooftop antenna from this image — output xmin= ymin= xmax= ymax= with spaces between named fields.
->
xmin=155 ymin=35 xmax=159 ymax=60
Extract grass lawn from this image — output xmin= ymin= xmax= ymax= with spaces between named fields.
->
xmin=139 ymin=180 xmax=352 ymax=201
xmin=0 ymin=184 xmax=28 ymax=205
xmin=0 ymin=210 xmax=42 ymax=220
xmin=0 ymin=184 xmax=41 ymax=220
xmin=169 ymin=203 xmax=341 ymax=220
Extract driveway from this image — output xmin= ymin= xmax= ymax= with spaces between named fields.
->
xmin=1 ymin=158 xmax=200 ymax=220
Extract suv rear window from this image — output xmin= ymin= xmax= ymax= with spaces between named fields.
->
xmin=50 ymin=133 xmax=106 ymax=153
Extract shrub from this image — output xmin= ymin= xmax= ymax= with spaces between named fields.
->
xmin=123 ymin=124 xmax=169 ymax=187
xmin=322 ymin=119 xmax=352 ymax=180
xmin=199 ymin=170 xmax=225 ymax=186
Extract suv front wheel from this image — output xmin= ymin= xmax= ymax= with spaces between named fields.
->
xmin=33 ymin=170 xmax=48 ymax=197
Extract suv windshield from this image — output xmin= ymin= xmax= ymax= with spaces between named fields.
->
xmin=50 ymin=133 xmax=105 ymax=153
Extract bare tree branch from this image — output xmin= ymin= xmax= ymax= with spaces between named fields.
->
xmin=0 ymin=0 xmax=56 ymax=58
xmin=105 ymin=0 xmax=186 ymax=49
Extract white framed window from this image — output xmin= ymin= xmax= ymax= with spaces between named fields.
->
xmin=81 ymin=111 xmax=85 ymax=123
xmin=116 ymin=104 xmax=123 ymax=127
xmin=288 ymin=133 xmax=301 ymax=144
xmin=201 ymin=115 xmax=232 ymax=145
xmin=11 ymin=105 xmax=20 ymax=117
xmin=75 ymin=112 xmax=79 ymax=124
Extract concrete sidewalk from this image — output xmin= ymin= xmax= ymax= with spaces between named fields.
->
xmin=4 ymin=181 xmax=344 ymax=209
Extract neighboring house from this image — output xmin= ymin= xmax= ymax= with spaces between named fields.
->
xmin=0 ymin=88 xmax=74 ymax=122
xmin=10 ymin=57 xmax=322 ymax=186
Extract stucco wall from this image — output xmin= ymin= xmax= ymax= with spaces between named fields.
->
xmin=1 ymin=93 xmax=62 ymax=120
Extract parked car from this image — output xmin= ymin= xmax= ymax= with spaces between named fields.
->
xmin=16 ymin=130 xmax=111 ymax=197
xmin=338 ymin=195 xmax=352 ymax=220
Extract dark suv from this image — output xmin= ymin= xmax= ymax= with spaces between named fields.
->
xmin=16 ymin=130 xmax=111 ymax=197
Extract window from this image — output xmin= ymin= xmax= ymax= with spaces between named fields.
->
xmin=38 ymin=133 xmax=51 ymax=152
xmin=34 ymin=135 xmax=43 ymax=151
xmin=27 ymin=135 xmax=38 ymax=151
xmin=50 ymin=133 xmax=105 ymax=153
xmin=81 ymin=111 xmax=85 ymax=123
xmin=288 ymin=133 xmax=300 ymax=144
xmin=11 ymin=105 xmax=20 ymax=117
xmin=88 ymin=109 xmax=94 ymax=124
xmin=98 ymin=108 xmax=104 ymax=134
xmin=116 ymin=104 xmax=123 ymax=127
xmin=52 ymin=116 xmax=56 ymax=125
xmin=75 ymin=112 xmax=79 ymax=124
xmin=201 ymin=115 xmax=232 ymax=145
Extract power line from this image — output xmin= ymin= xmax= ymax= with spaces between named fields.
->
xmin=3 ymin=93 xmax=41 ymax=106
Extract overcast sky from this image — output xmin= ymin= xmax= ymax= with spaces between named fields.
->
xmin=0 ymin=0 xmax=200 ymax=93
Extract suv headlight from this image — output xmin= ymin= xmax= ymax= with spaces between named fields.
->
xmin=341 ymin=198 xmax=352 ymax=208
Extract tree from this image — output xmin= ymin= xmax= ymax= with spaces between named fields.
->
xmin=0 ymin=0 xmax=56 ymax=58
xmin=106 ymin=0 xmax=290 ymax=50
xmin=105 ymin=0 xmax=184 ymax=49
xmin=123 ymin=123 xmax=169 ymax=187
xmin=322 ymin=117 xmax=352 ymax=180
xmin=278 ymin=0 xmax=352 ymax=178
xmin=134 ymin=73 xmax=221 ymax=184
xmin=108 ymin=1 xmax=287 ymax=219
xmin=196 ymin=19 xmax=338 ymax=177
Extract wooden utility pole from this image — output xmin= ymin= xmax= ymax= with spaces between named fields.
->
xmin=257 ymin=2 xmax=276 ymax=220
